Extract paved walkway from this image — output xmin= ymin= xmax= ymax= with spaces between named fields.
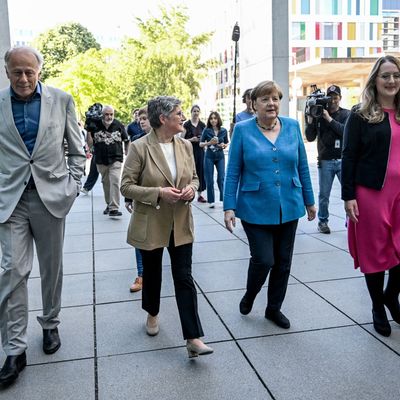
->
xmin=1 ymin=143 xmax=400 ymax=399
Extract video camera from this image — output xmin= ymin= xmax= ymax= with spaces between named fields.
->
xmin=305 ymin=85 xmax=332 ymax=119
xmin=85 ymin=103 xmax=103 ymax=132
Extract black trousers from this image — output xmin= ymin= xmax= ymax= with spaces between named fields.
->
xmin=241 ymin=219 xmax=298 ymax=311
xmin=83 ymin=154 xmax=99 ymax=191
xmin=140 ymin=233 xmax=204 ymax=340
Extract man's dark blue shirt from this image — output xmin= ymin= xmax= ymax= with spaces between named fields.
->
xmin=10 ymin=83 xmax=41 ymax=155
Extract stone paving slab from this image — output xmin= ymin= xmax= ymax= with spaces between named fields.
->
xmin=97 ymin=341 xmax=271 ymax=400
xmin=308 ymin=277 xmax=374 ymax=324
xmin=206 ymin=284 xmax=353 ymax=339
xmin=193 ymin=258 xmax=297 ymax=293
xmin=290 ymin=250 xmax=359 ymax=282
xmin=0 ymin=359 xmax=95 ymax=400
xmin=239 ymin=326 xmax=400 ymax=400
xmin=95 ymin=295 xmax=230 ymax=357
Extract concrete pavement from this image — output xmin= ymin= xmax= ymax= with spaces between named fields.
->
xmin=1 ymin=143 xmax=400 ymax=399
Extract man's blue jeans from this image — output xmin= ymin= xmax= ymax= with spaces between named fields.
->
xmin=318 ymin=159 xmax=341 ymax=223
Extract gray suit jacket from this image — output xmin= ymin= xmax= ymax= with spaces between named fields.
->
xmin=0 ymin=84 xmax=86 ymax=222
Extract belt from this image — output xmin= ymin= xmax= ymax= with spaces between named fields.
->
xmin=25 ymin=177 xmax=36 ymax=190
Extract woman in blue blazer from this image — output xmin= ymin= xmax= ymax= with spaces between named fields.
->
xmin=224 ymin=80 xmax=316 ymax=329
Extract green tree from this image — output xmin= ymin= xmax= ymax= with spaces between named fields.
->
xmin=46 ymin=48 xmax=117 ymax=119
xmin=113 ymin=6 xmax=214 ymax=121
xmin=34 ymin=22 xmax=100 ymax=81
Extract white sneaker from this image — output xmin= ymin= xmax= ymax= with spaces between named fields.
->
xmin=209 ymin=203 xmax=215 ymax=208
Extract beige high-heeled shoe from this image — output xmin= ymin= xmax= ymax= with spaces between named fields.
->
xmin=186 ymin=340 xmax=213 ymax=358
xmin=146 ymin=314 xmax=159 ymax=336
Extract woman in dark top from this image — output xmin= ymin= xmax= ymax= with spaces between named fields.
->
xmin=182 ymin=105 xmax=206 ymax=202
xmin=200 ymin=111 xmax=229 ymax=208
xmin=342 ymin=55 xmax=400 ymax=337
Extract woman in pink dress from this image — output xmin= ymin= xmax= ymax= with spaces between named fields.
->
xmin=342 ymin=55 xmax=400 ymax=337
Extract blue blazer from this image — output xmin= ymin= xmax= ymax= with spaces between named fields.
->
xmin=223 ymin=116 xmax=314 ymax=224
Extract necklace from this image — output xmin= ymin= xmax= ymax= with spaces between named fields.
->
xmin=256 ymin=118 xmax=277 ymax=131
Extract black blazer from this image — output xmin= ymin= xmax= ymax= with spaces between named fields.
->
xmin=341 ymin=109 xmax=391 ymax=201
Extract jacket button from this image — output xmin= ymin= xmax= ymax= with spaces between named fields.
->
xmin=30 ymin=160 xmax=34 ymax=164
xmin=272 ymin=147 xmax=277 ymax=151
xmin=275 ymin=170 xmax=280 ymax=174
xmin=275 ymin=181 xmax=281 ymax=186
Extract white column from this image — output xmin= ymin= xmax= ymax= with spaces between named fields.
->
xmin=0 ymin=0 xmax=11 ymax=89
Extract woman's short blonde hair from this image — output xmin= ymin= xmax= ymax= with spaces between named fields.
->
xmin=250 ymin=80 xmax=283 ymax=104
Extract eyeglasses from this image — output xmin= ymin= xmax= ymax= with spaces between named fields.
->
xmin=378 ymin=73 xmax=400 ymax=81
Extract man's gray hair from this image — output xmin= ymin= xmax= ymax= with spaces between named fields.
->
xmin=147 ymin=96 xmax=181 ymax=129
xmin=4 ymin=46 xmax=44 ymax=70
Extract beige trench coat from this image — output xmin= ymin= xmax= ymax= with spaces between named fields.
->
xmin=120 ymin=130 xmax=199 ymax=251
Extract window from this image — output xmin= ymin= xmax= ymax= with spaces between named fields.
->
xmin=316 ymin=22 xmax=342 ymax=40
xmin=348 ymin=23 xmax=356 ymax=40
xmin=316 ymin=0 xmax=341 ymax=15
xmin=383 ymin=0 xmax=400 ymax=10
xmin=301 ymin=0 xmax=310 ymax=14
xmin=356 ymin=0 xmax=360 ymax=15
xmin=347 ymin=0 xmax=351 ymax=15
xmin=292 ymin=22 xmax=306 ymax=40
xmin=323 ymin=47 xmax=338 ymax=58
xmin=370 ymin=0 xmax=379 ymax=15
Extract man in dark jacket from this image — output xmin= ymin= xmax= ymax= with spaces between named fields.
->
xmin=88 ymin=105 xmax=129 ymax=216
xmin=305 ymin=85 xmax=350 ymax=234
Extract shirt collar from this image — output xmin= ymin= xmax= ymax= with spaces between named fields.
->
xmin=10 ymin=81 xmax=42 ymax=101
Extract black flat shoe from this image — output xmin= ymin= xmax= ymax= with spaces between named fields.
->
xmin=0 ymin=352 xmax=26 ymax=387
xmin=383 ymin=292 xmax=400 ymax=324
xmin=265 ymin=309 xmax=290 ymax=329
xmin=43 ymin=328 xmax=61 ymax=354
xmin=372 ymin=309 xmax=391 ymax=337
xmin=239 ymin=294 xmax=255 ymax=315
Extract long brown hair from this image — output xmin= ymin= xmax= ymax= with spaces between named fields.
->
xmin=358 ymin=55 xmax=400 ymax=123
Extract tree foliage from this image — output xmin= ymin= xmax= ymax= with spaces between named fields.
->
xmin=39 ymin=7 xmax=213 ymax=123
xmin=34 ymin=22 xmax=100 ymax=81
xmin=114 ymin=6 xmax=213 ymax=120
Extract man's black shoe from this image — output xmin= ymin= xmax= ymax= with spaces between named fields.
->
xmin=43 ymin=328 xmax=61 ymax=354
xmin=265 ymin=309 xmax=290 ymax=329
xmin=0 ymin=352 xmax=26 ymax=387
xmin=109 ymin=210 xmax=122 ymax=217
xmin=239 ymin=294 xmax=255 ymax=315
xmin=103 ymin=206 xmax=110 ymax=215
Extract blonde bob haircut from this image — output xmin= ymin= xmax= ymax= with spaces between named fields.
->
xmin=358 ymin=55 xmax=400 ymax=123
xmin=250 ymin=80 xmax=283 ymax=107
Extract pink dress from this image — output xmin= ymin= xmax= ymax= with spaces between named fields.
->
xmin=348 ymin=109 xmax=400 ymax=273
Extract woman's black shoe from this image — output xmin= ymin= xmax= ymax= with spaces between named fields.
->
xmin=372 ymin=308 xmax=391 ymax=337
xmin=239 ymin=294 xmax=254 ymax=315
xmin=383 ymin=292 xmax=400 ymax=324
xmin=265 ymin=309 xmax=290 ymax=329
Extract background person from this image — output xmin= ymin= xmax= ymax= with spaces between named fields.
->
xmin=224 ymin=80 xmax=316 ymax=329
xmin=125 ymin=107 xmax=151 ymax=293
xmin=305 ymin=85 xmax=350 ymax=234
xmin=182 ymin=105 xmax=206 ymax=203
xmin=200 ymin=111 xmax=229 ymax=208
xmin=120 ymin=96 xmax=213 ymax=358
xmin=235 ymin=88 xmax=254 ymax=122
xmin=127 ymin=108 xmax=144 ymax=141
xmin=0 ymin=46 xmax=86 ymax=386
xmin=88 ymin=105 xmax=129 ymax=217
xmin=342 ymin=55 xmax=400 ymax=337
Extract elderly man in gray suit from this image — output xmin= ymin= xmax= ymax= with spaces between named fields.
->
xmin=0 ymin=46 xmax=85 ymax=387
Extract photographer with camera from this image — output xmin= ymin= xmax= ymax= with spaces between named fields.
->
xmin=81 ymin=103 xmax=103 ymax=195
xmin=87 ymin=105 xmax=129 ymax=217
xmin=305 ymin=85 xmax=350 ymax=234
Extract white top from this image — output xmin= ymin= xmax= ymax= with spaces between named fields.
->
xmin=159 ymin=142 xmax=177 ymax=184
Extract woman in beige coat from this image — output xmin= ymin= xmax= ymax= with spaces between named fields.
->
xmin=120 ymin=96 xmax=213 ymax=358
